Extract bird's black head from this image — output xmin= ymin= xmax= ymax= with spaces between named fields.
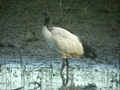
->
xmin=43 ymin=12 xmax=50 ymax=26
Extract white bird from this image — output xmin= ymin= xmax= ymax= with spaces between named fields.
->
xmin=42 ymin=12 xmax=97 ymax=81
xmin=42 ymin=13 xmax=84 ymax=59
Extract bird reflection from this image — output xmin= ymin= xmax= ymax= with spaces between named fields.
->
xmin=60 ymin=58 xmax=69 ymax=87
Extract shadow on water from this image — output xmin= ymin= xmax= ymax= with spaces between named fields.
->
xmin=0 ymin=56 xmax=119 ymax=90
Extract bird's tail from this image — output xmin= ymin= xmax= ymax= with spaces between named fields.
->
xmin=82 ymin=40 xmax=97 ymax=59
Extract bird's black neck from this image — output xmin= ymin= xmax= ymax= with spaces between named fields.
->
xmin=44 ymin=16 xmax=50 ymax=27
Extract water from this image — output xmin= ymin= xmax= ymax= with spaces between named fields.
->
xmin=0 ymin=56 xmax=119 ymax=90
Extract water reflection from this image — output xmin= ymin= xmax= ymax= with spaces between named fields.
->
xmin=0 ymin=57 xmax=119 ymax=90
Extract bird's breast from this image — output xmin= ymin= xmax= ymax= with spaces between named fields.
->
xmin=42 ymin=26 xmax=52 ymax=42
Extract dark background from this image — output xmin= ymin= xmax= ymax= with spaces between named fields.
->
xmin=0 ymin=0 xmax=120 ymax=64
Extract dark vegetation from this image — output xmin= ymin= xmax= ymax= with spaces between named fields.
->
xmin=0 ymin=0 xmax=120 ymax=64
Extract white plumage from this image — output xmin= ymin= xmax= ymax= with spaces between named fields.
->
xmin=42 ymin=26 xmax=52 ymax=42
xmin=42 ymin=26 xmax=84 ymax=58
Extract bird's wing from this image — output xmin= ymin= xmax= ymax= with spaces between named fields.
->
xmin=51 ymin=27 xmax=80 ymax=41
xmin=51 ymin=27 xmax=84 ymax=55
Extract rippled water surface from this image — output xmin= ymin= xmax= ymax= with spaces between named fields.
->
xmin=0 ymin=57 xmax=119 ymax=90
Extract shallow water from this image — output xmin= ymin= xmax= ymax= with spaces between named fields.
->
xmin=0 ymin=57 xmax=119 ymax=90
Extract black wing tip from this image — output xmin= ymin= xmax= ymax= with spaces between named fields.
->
xmin=82 ymin=40 xmax=97 ymax=59
xmin=84 ymin=51 xmax=97 ymax=59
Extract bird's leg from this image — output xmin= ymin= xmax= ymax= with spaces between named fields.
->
xmin=60 ymin=52 xmax=67 ymax=74
xmin=65 ymin=58 xmax=69 ymax=85
xmin=60 ymin=58 xmax=66 ymax=86
xmin=60 ymin=58 xmax=66 ymax=74
xmin=60 ymin=58 xmax=69 ymax=86
xmin=65 ymin=58 xmax=69 ymax=68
